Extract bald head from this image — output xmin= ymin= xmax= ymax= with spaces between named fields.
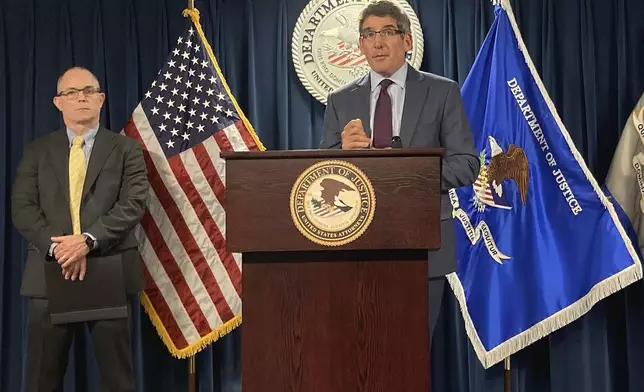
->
xmin=53 ymin=66 xmax=105 ymax=134
xmin=56 ymin=67 xmax=101 ymax=94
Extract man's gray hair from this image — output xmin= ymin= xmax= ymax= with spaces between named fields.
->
xmin=358 ymin=1 xmax=411 ymax=35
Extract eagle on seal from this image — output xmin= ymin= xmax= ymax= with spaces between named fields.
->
xmin=486 ymin=136 xmax=529 ymax=204
xmin=319 ymin=178 xmax=354 ymax=212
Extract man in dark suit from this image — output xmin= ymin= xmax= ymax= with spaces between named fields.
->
xmin=11 ymin=66 xmax=149 ymax=391
xmin=320 ymin=1 xmax=479 ymax=341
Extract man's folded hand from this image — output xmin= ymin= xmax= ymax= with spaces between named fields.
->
xmin=61 ymin=256 xmax=87 ymax=281
xmin=341 ymin=119 xmax=371 ymax=150
xmin=51 ymin=235 xmax=89 ymax=267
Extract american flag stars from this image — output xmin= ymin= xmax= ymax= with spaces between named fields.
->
xmin=140 ymin=26 xmax=240 ymax=154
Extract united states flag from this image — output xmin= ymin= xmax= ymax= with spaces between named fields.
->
xmin=123 ymin=20 xmax=263 ymax=357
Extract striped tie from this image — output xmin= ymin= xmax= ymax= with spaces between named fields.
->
xmin=69 ymin=136 xmax=86 ymax=235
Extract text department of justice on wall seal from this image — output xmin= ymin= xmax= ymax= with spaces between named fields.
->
xmin=290 ymin=160 xmax=376 ymax=246
xmin=292 ymin=0 xmax=424 ymax=104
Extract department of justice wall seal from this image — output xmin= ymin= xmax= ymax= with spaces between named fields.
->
xmin=290 ymin=160 xmax=376 ymax=246
xmin=292 ymin=0 xmax=424 ymax=104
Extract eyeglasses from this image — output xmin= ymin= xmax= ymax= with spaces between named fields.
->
xmin=57 ymin=86 xmax=102 ymax=100
xmin=360 ymin=29 xmax=404 ymax=41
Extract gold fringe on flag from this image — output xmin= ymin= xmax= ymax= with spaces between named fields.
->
xmin=140 ymin=292 xmax=242 ymax=358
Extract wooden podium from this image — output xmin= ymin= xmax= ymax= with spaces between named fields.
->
xmin=221 ymin=148 xmax=443 ymax=392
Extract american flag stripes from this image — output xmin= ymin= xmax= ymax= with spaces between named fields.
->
xmin=327 ymin=41 xmax=367 ymax=68
xmin=123 ymin=11 xmax=263 ymax=357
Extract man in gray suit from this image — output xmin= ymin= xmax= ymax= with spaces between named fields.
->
xmin=11 ymin=66 xmax=149 ymax=391
xmin=320 ymin=1 xmax=479 ymax=341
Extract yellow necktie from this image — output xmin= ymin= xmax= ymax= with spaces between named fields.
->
xmin=69 ymin=136 xmax=86 ymax=235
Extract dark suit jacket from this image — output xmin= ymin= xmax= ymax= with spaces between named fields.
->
xmin=11 ymin=127 xmax=149 ymax=297
xmin=320 ymin=65 xmax=479 ymax=277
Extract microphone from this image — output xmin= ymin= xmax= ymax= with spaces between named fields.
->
xmin=391 ymin=136 xmax=402 ymax=148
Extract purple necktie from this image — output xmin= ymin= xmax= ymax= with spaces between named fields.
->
xmin=373 ymin=79 xmax=394 ymax=148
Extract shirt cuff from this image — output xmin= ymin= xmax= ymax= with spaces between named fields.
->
xmin=48 ymin=242 xmax=58 ymax=257
xmin=82 ymin=232 xmax=98 ymax=250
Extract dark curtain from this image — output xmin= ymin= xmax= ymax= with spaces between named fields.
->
xmin=1 ymin=0 xmax=643 ymax=391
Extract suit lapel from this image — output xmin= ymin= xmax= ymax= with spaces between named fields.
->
xmin=400 ymin=67 xmax=429 ymax=148
xmin=50 ymin=130 xmax=71 ymax=203
xmin=82 ymin=128 xmax=116 ymax=200
xmin=353 ymin=75 xmax=373 ymax=138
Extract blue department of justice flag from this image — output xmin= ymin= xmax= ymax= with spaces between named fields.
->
xmin=446 ymin=1 xmax=642 ymax=368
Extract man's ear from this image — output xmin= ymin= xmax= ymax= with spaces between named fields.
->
xmin=404 ymin=34 xmax=413 ymax=52
xmin=53 ymin=96 xmax=63 ymax=112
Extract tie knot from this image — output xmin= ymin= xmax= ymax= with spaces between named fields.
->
xmin=380 ymin=79 xmax=393 ymax=90
xmin=72 ymin=136 xmax=84 ymax=147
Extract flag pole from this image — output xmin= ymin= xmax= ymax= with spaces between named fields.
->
xmin=186 ymin=3 xmax=197 ymax=392
xmin=504 ymin=356 xmax=511 ymax=392
xmin=188 ymin=356 xmax=196 ymax=392
xmin=186 ymin=3 xmax=196 ymax=389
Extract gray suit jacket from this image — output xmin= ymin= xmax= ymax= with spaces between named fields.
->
xmin=11 ymin=127 xmax=149 ymax=297
xmin=320 ymin=66 xmax=479 ymax=276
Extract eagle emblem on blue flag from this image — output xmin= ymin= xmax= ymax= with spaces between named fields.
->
xmin=473 ymin=136 xmax=529 ymax=212
xmin=451 ymin=137 xmax=530 ymax=264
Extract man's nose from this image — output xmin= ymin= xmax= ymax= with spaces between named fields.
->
xmin=374 ymin=32 xmax=388 ymax=45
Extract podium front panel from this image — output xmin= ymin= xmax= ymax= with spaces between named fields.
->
xmin=224 ymin=153 xmax=441 ymax=252
xmin=241 ymin=250 xmax=430 ymax=392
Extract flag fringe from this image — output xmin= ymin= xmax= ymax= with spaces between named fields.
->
xmin=447 ymin=0 xmax=643 ymax=369
xmin=448 ymin=263 xmax=642 ymax=368
xmin=182 ymin=7 xmax=266 ymax=152
xmin=139 ymin=291 xmax=242 ymax=359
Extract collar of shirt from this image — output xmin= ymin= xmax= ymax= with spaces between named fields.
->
xmin=369 ymin=62 xmax=408 ymax=92
xmin=66 ymin=124 xmax=99 ymax=148
xmin=66 ymin=124 xmax=99 ymax=164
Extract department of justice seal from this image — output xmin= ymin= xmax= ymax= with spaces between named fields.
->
xmin=290 ymin=160 xmax=376 ymax=246
xmin=292 ymin=0 xmax=424 ymax=104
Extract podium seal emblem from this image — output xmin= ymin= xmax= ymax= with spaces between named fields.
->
xmin=290 ymin=160 xmax=376 ymax=246
xmin=291 ymin=0 xmax=424 ymax=104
